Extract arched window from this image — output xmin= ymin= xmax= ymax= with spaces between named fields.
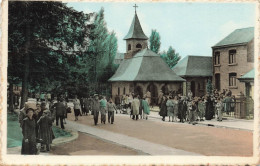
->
xmin=214 ymin=51 xmax=220 ymax=65
xmin=118 ymin=87 xmax=120 ymax=95
xmin=229 ymin=50 xmax=236 ymax=64
xmin=123 ymin=87 xmax=126 ymax=95
xmin=128 ymin=44 xmax=131 ymax=51
xmin=136 ymin=43 xmax=142 ymax=49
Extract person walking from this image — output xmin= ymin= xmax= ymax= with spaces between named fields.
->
xmin=178 ymin=96 xmax=186 ymax=123
xmin=73 ymin=95 xmax=81 ymax=121
xmin=173 ymin=96 xmax=179 ymax=122
xmin=107 ymin=98 xmax=116 ymax=124
xmin=166 ymin=96 xmax=174 ymax=122
xmin=159 ymin=96 xmax=167 ymax=121
xmin=198 ymin=97 xmax=206 ymax=121
xmin=189 ymin=100 xmax=197 ymax=125
xmin=21 ymin=108 xmax=37 ymax=155
xmin=131 ymin=95 xmax=140 ymax=120
xmin=100 ymin=96 xmax=107 ymax=124
xmin=115 ymin=95 xmax=121 ymax=113
xmin=92 ymin=94 xmax=100 ymax=125
xmin=37 ymin=110 xmax=53 ymax=152
xmin=54 ymin=98 xmax=66 ymax=129
xmin=216 ymin=98 xmax=223 ymax=121
xmin=142 ymin=97 xmax=150 ymax=120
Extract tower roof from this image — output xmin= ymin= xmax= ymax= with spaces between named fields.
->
xmin=124 ymin=13 xmax=148 ymax=40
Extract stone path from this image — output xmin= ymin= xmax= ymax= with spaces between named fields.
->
xmin=147 ymin=109 xmax=254 ymax=131
xmin=65 ymin=120 xmax=203 ymax=156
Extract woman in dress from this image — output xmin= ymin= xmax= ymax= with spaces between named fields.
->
xmin=73 ymin=95 xmax=81 ymax=121
xmin=21 ymin=108 xmax=37 ymax=155
xmin=142 ymin=97 xmax=150 ymax=120
xmin=166 ymin=96 xmax=174 ymax=122
xmin=159 ymin=96 xmax=167 ymax=121
xmin=173 ymin=96 xmax=179 ymax=122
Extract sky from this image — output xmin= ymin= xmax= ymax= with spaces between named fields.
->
xmin=67 ymin=2 xmax=256 ymax=59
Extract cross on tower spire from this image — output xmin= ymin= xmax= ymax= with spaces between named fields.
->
xmin=133 ymin=4 xmax=138 ymax=13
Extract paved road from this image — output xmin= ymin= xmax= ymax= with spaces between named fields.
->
xmin=64 ymin=113 xmax=253 ymax=156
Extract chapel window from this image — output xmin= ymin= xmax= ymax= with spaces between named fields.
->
xmin=229 ymin=50 xmax=236 ymax=64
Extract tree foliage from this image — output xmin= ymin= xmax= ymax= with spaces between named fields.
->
xmin=149 ymin=29 xmax=161 ymax=54
xmin=8 ymin=2 xmax=118 ymax=107
xmin=160 ymin=46 xmax=181 ymax=68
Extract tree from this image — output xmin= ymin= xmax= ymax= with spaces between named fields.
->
xmin=206 ymin=79 xmax=213 ymax=95
xmin=8 ymin=1 xmax=90 ymax=108
xmin=149 ymin=29 xmax=161 ymax=54
xmin=161 ymin=46 xmax=181 ymax=68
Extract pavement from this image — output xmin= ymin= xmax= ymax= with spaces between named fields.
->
xmin=65 ymin=120 xmax=203 ymax=156
xmin=9 ymin=102 xmax=253 ymax=156
xmin=148 ymin=107 xmax=254 ymax=131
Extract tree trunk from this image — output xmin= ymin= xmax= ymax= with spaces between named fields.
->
xmin=20 ymin=53 xmax=30 ymax=109
xmin=8 ymin=83 xmax=14 ymax=113
xmin=20 ymin=12 xmax=30 ymax=109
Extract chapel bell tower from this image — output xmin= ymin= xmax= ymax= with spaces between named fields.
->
xmin=124 ymin=4 xmax=148 ymax=59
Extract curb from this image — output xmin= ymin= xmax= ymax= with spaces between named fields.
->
xmin=52 ymin=129 xmax=79 ymax=146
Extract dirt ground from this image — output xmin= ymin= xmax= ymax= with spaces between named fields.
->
xmin=66 ymin=113 xmax=253 ymax=156
xmin=50 ymin=132 xmax=143 ymax=155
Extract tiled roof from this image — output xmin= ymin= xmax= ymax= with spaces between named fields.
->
xmin=172 ymin=55 xmax=212 ymax=77
xmin=109 ymin=49 xmax=185 ymax=82
xmin=213 ymin=27 xmax=254 ymax=48
xmin=239 ymin=68 xmax=255 ymax=80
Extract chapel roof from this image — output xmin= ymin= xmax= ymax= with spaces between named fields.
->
xmin=172 ymin=55 xmax=212 ymax=77
xmin=213 ymin=27 xmax=254 ymax=48
xmin=123 ymin=13 xmax=148 ymax=40
xmin=109 ymin=49 xmax=185 ymax=82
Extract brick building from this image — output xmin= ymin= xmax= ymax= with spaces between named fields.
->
xmin=172 ymin=56 xmax=212 ymax=97
xmin=109 ymin=11 xmax=185 ymax=104
xmin=212 ymin=27 xmax=254 ymax=96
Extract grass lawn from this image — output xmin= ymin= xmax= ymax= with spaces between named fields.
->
xmin=7 ymin=113 xmax=72 ymax=148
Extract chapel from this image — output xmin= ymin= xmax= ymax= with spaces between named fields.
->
xmin=109 ymin=7 xmax=185 ymax=105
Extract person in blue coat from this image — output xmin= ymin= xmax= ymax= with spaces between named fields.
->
xmin=142 ymin=97 xmax=150 ymax=120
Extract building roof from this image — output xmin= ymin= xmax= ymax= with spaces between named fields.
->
xmin=213 ymin=27 xmax=254 ymax=48
xmin=115 ymin=53 xmax=124 ymax=60
xmin=172 ymin=55 xmax=212 ymax=77
xmin=238 ymin=68 xmax=255 ymax=82
xmin=109 ymin=49 xmax=185 ymax=82
xmin=123 ymin=13 xmax=148 ymax=40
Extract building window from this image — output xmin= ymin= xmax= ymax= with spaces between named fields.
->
xmin=136 ymin=43 xmax=142 ymax=49
xmin=123 ymin=87 xmax=126 ymax=95
xmin=229 ymin=73 xmax=237 ymax=86
xmin=128 ymin=44 xmax=131 ymax=51
xmin=118 ymin=87 xmax=120 ymax=95
xmin=229 ymin=50 xmax=236 ymax=64
xmin=214 ymin=51 xmax=220 ymax=65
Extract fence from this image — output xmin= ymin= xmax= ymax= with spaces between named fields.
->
xmin=222 ymin=96 xmax=254 ymax=119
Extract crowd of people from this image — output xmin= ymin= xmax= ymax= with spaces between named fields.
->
xmin=17 ymin=88 xmax=240 ymax=155
xmin=157 ymin=89 xmax=236 ymax=124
